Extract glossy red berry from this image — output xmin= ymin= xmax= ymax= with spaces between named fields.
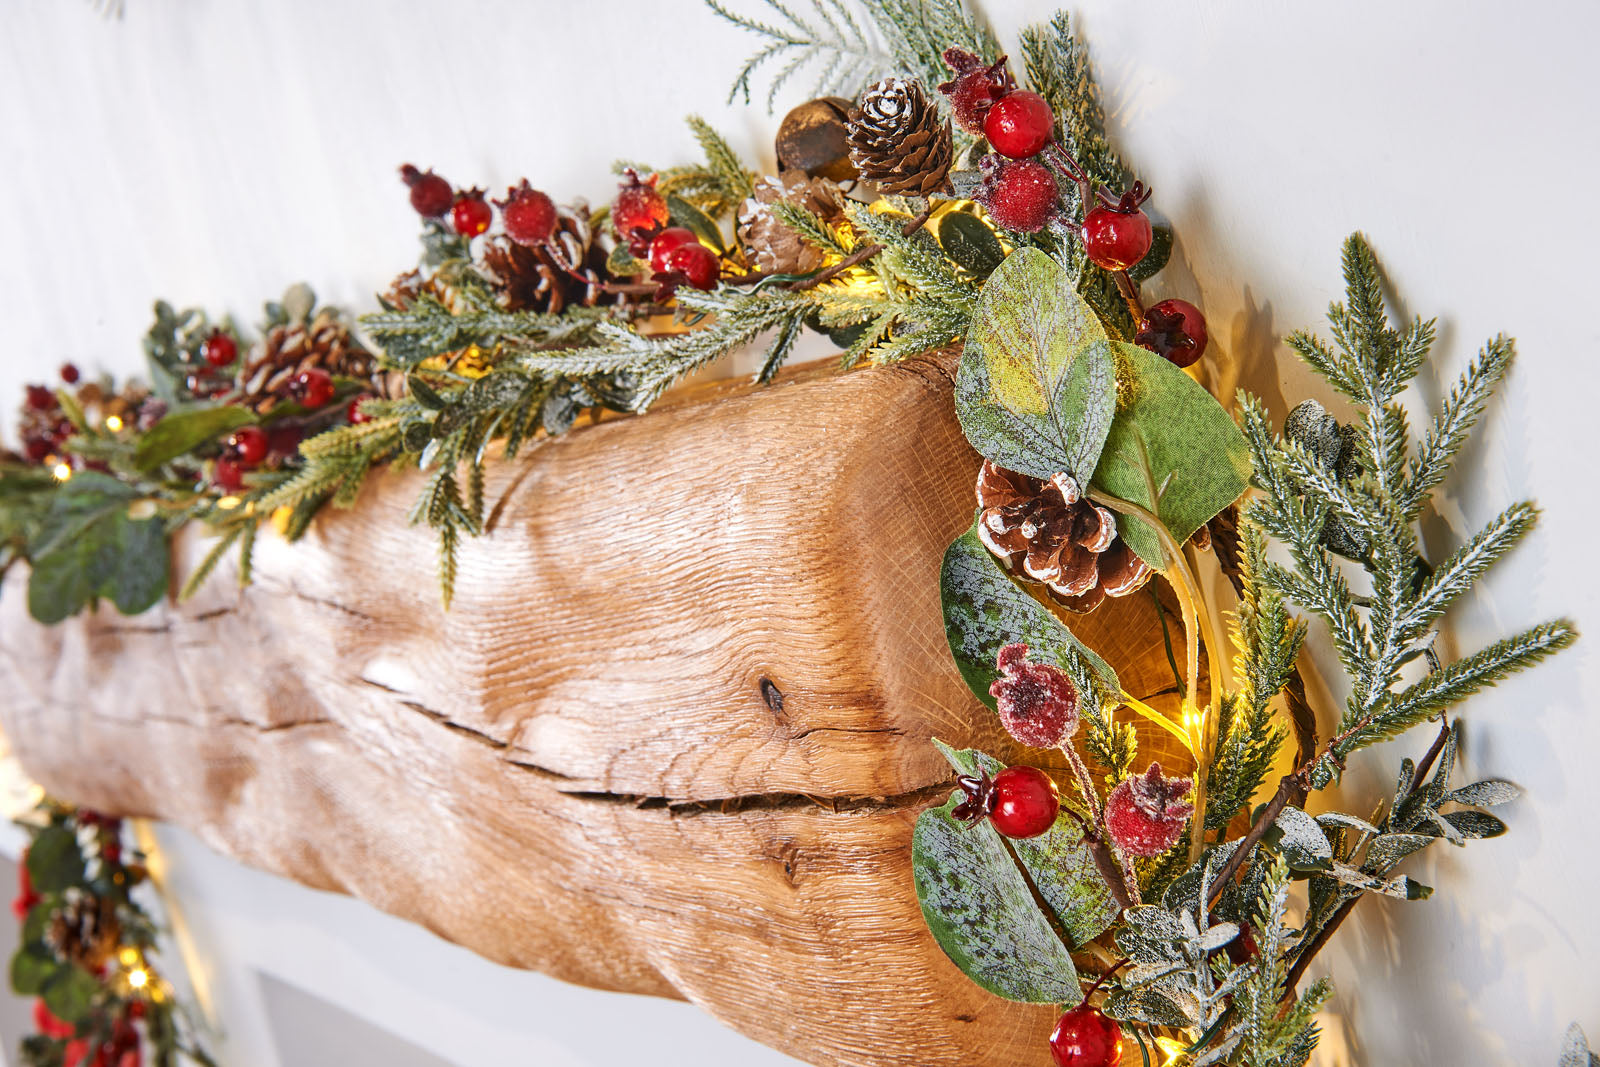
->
xmin=225 ymin=425 xmax=269 ymax=467
xmin=400 ymin=164 xmax=454 ymax=218
xmin=1050 ymin=1005 xmax=1124 ymax=1067
xmin=59 ymin=363 xmax=81 ymax=384
xmin=26 ymin=385 xmax=56 ymax=411
xmin=290 ymin=367 xmax=335 ymax=408
xmin=201 ymin=330 xmax=237 ymax=367
xmin=984 ymin=90 xmax=1055 ymax=159
xmin=612 ymin=169 xmax=670 ymax=240
xmin=1081 ymin=185 xmax=1154 ymax=272
xmin=499 ymin=180 xmax=558 ymax=245
xmin=1104 ymin=761 xmax=1193 ymax=858
xmin=213 ymin=456 xmax=244 ymax=492
xmin=1135 ymin=298 xmax=1208 ymax=368
xmin=648 ymin=227 xmax=701 ymax=274
xmin=664 ymin=242 xmax=720 ymax=290
xmin=938 ymin=48 xmax=1016 ymax=135
xmin=981 ymin=157 xmax=1060 ymax=232
xmin=988 ymin=766 xmax=1059 ymax=839
xmin=451 ymin=189 xmax=493 ymax=237
xmin=346 ymin=395 xmax=373 ymax=424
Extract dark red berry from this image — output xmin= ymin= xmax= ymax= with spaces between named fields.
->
xmin=102 ymin=843 xmax=121 ymax=865
xmin=400 ymin=164 xmax=454 ymax=218
xmin=938 ymin=48 xmax=1017 ymax=135
xmin=202 ymin=330 xmax=237 ymax=368
xmin=1081 ymin=184 xmax=1154 ymax=272
xmin=59 ymin=363 xmax=81 ymax=384
xmin=1226 ymin=923 xmax=1259 ymax=966
xmin=23 ymin=438 xmax=52 ymax=463
xmin=981 ymin=157 xmax=1060 ymax=232
xmin=451 ymin=189 xmax=493 ymax=237
xmin=498 ymin=180 xmax=558 ymax=245
xmin=984 ymin=90 xmax=1055 ymax=159
xmin=225 ymin=425 xmax=269 ymax=467
xmin=612 ymin=168 xmax=670 ymax=239
xmin=346 ymin=395 xmax=373 ymax=424
xmin=213 ymin=457 xmax=244 ymax=492
xmin=1135 ymin=298 xmax=1208 ymax=368
xmin=988 ymin=766 xmax=1059 ymax=839
xmin=648 ymin=227 xmax=701 ymax=274
xmin=664 ymin=242 xmax=720 ymax=290
xmin=268 ymin=423 xmax=304 ymax=457
xmin=1050 ymin=1005 xmax=1124 ymax=1067
xmin=290 ymin=368 xmax=335 ymax=408
xmin=25 ymin=385 xmax=56 ymax=411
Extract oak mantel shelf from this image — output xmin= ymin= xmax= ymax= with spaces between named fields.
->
xmin=0 ymin=355 xmax=1184 ymax=1067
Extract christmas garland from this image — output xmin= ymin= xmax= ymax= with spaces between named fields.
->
xmin=0 ymin=2 xmax=1588 ymax=1064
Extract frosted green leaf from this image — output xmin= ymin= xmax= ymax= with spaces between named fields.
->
xmin=955 ymin=247 xmax=1117 ymax=484
xmin=1266 ymin=805 xmax=1332 ymax=871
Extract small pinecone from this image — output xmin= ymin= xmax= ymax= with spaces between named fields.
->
xmin=847 ymin=77 xmax=953 ymax=196
xmin=736 ymin=171 xmax=845 ymax=275
xmin=239 ymin=309 xmax=378 ymax=415
xmin=44 ymin=894 xmax=118 ymax=973
xmin=975 ymin=459 xmax=1152 ymax=613
xmin=480 ymin=202 xmax=613 ymax=314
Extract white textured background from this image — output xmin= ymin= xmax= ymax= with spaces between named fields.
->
xmin=1 ymin=1 xmax=1597 ymax=1064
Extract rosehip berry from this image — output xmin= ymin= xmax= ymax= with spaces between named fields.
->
xmin=289 ymin=368 xmax=335 ymax=408
xmin=988 ymin=766 xmax=1059 ymax=839
xmin=648 ymin=227 xmax=701 ymax=274
xmin=59 ymin=363 xmax=81 ymax=384
xmin=224 ymin=425 xmax=269 ymax=467
xmin=612 ymin=168 xmax=670 ymax=240
xmin=1080 ymin=183 xmax=1154 ymax=272
xmin=1104 ymin=761 xmax=1193 ymax=858
xmin=213 ymin=457 xmax=244 ymax=492
xmin=984 ymin=90 xmax=1055 ymax=159
xmin=399 ymin=164 xmax=454 ymax=218
xmin=938 ymin=48 xmax=1017 ymax=135
xmin=980 ymin=157 xmax=1060 ymax=232
xmin=664 ymin=242 xmax=720 ymax=290
xmin=202 ymin=330 xmax=237 ymax=367
xmin=346 ymin=395 xmax=373 ymax=424
xmin=26 ymin=385 xmax=56 ymax=411
xmin=1135 ymin=298 xmax=1208 ymax=368
xmin=1049 ymin=1005 xmax=1124 ymax=1067
xmin=451 ymin=189 xmax=493 ymax=237
xmin=498 ymin=180 xmax=558 ymax=245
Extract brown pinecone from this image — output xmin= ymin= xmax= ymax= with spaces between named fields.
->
xmin=736 ymin=171 xmax=846 ymax=275
xmin=239 ymin=308 xmax=378 ymax=415
xmin=975 ymin=459 xmax=1152 ymax=613
xmin=480 ymin=202 xmax=612 ymax=314
xmin=44 ymin=894 xmax=118 ymax=973
xmin=847 ymin=77 xmax=953 ymax=196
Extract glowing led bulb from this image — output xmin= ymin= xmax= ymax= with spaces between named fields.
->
xmin=51 ymin=462 xmax=72 ymax=482
xmin=104 ymin=415 xmax=124 ymax=432
xmin=127 ymin=968 xmax=149 ymax=990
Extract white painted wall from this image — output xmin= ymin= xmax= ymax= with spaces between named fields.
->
xmin=0 ymin=0 xmax=1596 ymax=1064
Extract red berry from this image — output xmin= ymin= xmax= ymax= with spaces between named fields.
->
xmin=1050 ymin=1005 xmax=1124 ymax=1067
xmin=1081 ymin=199 xmax=1153 ymax=272
xmin=989 ymin=643 xmax=1080 ymax=747
xmin=59 ymin=363 xmax=81 ymax=384
xmin=1135 ymin=298 xmax=1208 ymax=368
xmin=1104 ymin=761 xmax=1193 ymax=858
xmin=26 ymin=385 xmax=56 ymax=411
xmin=102 ymin=843 xmax=121 ymax=865
xmin=202 ymin=330 xmax=237 ymax=367
xmin=35 ymin=999 xmax=76 ymax=1040
xmin=400 ymin=164 xmax=454 ymax=218
xmin=498 ymin=180 xmax=558 ymax=245
xmin=612 ymin=169 xmax=670 ymax=239
xmin=451 ymin=189 xmax=493 ymax=237
xmin=1226 ymin=923 xmax=1259 ymax=966
xmin=346 ymin=395 xmax=373 ymax=424
xmin=938 ymin=48 xmax=1017 ymax=135
xmin=981 ymin=157 xmax=1060 ymax=232
xmin=648 ymin=227 xmax=701 ymax=274
xmin=984 ymin=90 xmax=1055 ymax=159
xmin=63 ymin=1039 xmax=91 ymax=1067
xmin=290 ymin=368 xmax=335 ymax=408
xmin=24 ymin=438 xmax=52 ymax=463
xmin=267 ymin=423 xmax=304 ymax=457
xmin=213 ymin=457 xmax=244 ymax=492
xmin=987 ymin=766 xmax=1059 ymax=839
xmin=664 ymin=242 xmax=720 ymax=290
xmin=224 ymin=425 xmax=268 ymax=467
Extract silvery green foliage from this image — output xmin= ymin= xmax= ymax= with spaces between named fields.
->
xmin=1560 ymin=1024 xmax=1600 ymax=1067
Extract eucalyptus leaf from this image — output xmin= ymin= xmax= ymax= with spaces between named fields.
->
xmin=132 ymin=405 xmax=256 ymax=472
xmin=28 ymin=500 xmax=168 ymax=625
xmin=1266 ymin=805 xmax=1332 ymax=870
xmin=1364 ymin=832 xmax=1434 ymax=871
xmin=1104 ymin=988 xmax=1192 ymax=1028
xmin=938 ymin=211 xmax=1006 ymax=278
xmin=1444 ymin=780 xmax=1522 ymax=808
xmin=1091 ymin=342 xmax=1252 ymax=566
xmin=10 ymin=946 xmax=59 ymax=996
xmin=1436 ymin=809 xmax=1508 ymax=840
xmin=954 ymin=247 xmax=1118 ymax=485
xmin=667 ymin=195 xmax=726 ymax=253
xmin=40 ymin=963 xmax=99 ymax=1024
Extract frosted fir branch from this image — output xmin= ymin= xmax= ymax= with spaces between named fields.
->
xmin=708 ymin=0 xmax=896 ymax=110
xmin=1403 ymin=335 xmax=1515 ymax=518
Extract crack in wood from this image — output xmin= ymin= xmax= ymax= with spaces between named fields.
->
xmin=555 ymin=781 xmax=952 ymax=818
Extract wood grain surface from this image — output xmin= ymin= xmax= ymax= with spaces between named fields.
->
xmin=0 ymin=355 xmax=1195 ymax=1066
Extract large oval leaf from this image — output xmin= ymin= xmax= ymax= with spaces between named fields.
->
xmin=955 ymin=247 xmax=1117 ymax=485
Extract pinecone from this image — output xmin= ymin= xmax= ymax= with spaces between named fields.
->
xmin=44 ymin=893 xmax=118 ymax=973
xmin=975 ymin=459 xmax=1152 ymax=613
xmin=737 ymin=171 xmax=846 ymax=275
xmin=480 ymin=200 xmax=616 ymax=314
xmin=239 ymin=309 xmax=378 ymax=415
xmin=847 ymin=77 xmax=953 ymax=196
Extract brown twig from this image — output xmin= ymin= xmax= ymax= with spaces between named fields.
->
xmin=786 ymin=203 xmax=936 ymax=292
xmin=1114 ymin=271 xmax=1144 ymax=322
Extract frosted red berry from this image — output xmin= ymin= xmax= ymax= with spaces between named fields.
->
xmin=1081 ymin=183 xmax=1154 ymax=271
xmin=290 ymin=367 xmax=335 ymax=408
xmin=59 ymin=363 xmax=81 ymax=384
xmin=202 ymin=330 xmax=237 ymax=367
xmin=499 ymin=180 xmax=558 ymax=245
xmin=664 ymin=242 xmax=720 ymax=290
xmin=1104 ymin=761 xmax=1193 ymax=857
xmin=612 ymin=169 xmax=670 ymax=241
xmin=648 ymin=227 xmax=701 ymax=274
xmin=1050 ymin=1005 xmax=1124 ymax=1067
xmin=988 ymin=766 xmax=1059 ymax=839
xmin=225 ymin=425 xmax=269 ymax=468
xmin=981 ymin=157 xmax=1060 ymax=233
xmin=452 ymin=190 xmax=493 ymax=237
xmin=346 ymin=395 xmax=373 ymax=424
xmin=938 ymin=48 xmax=1016 ymax=135
xmin=400 ymin=164 xmax=454 ymax=218
xmin=1135 ymin=298 xmax=1208 ymax=368
xmin=989 ymin=643 xmax=1080 ymax=747
xmin=213 ymin=456 xmax=244 ymax=492
xmin=984 ymin=90 xmax=1055 ymax=159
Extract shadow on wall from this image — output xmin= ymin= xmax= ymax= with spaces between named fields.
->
xmin=258 ymin=972 xmax=456 ymax=1067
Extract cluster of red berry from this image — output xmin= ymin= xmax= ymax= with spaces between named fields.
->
xmin=940 ymin=51 xmax=1208 ymax=369
xmin=19 ymin=368 xmax=80 ymax=464
xmin=612 ymin=170 xmax=721 ymax=292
